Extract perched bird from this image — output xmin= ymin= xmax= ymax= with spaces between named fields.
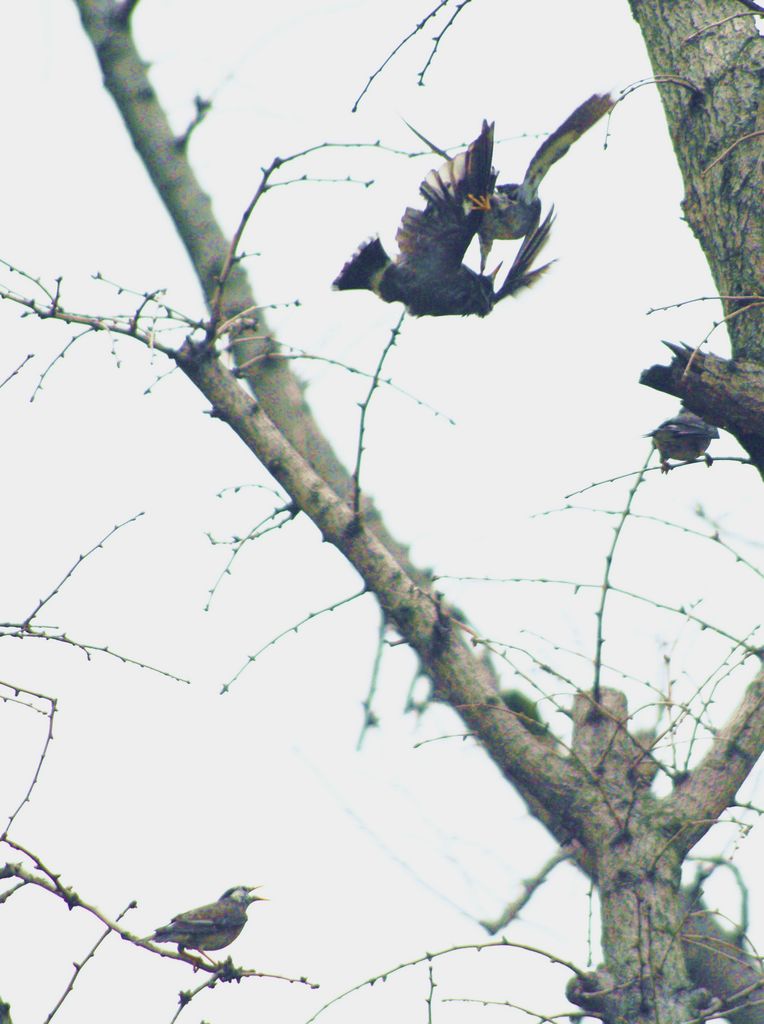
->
xmin=147 ymin=886 xmax=267 ymax=960
xmin=646 ymin=406 xmax=719 ymax=472
xmin=333 ymin=121 xmax=554 ymax=317
xmin=474 ymin=93 xmax=614 ymax=269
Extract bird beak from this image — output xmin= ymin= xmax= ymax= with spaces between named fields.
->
xmin=247 ymin=886 xmax=269 ymax=902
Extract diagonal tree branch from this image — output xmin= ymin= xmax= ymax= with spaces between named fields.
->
xmin=60 ymin=3 xmax=764 ymax=1018
xmin=663 ymin=664 xmax=764 ymax=855
xmin=71 ymin=0 xmax=504 ymax=687
xmin=174 ymin=342 xmax=577 ymax=819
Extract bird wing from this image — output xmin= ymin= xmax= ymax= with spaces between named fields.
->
xmin=493 ymin=207 xmax=556 ymax=302
xmin=521 ymin=93 xmax=613 ymax=198
xmin=395 ymin=120 xmax=497 ymax=270
xmin=167 ymin=901 xmax=239 ymax=933
xmin=653 ymin=413 xmax=719 ymax=440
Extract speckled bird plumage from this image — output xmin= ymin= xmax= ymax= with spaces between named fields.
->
xmin=148 ymin=885 xmax=266 ymax=954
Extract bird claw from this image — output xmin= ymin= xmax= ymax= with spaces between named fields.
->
xmin=466 ymin=192 xmax=492 ymax=211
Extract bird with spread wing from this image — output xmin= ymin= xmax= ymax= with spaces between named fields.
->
xmin=333 ymin=119 xmax=553 ymax=318
xmin=403 ymin=92 xmax=613 ymax=270
xmin=474 ymin=92 xmax=613 ymax=269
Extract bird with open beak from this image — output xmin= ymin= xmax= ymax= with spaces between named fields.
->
xmin=147 ymin=885 xmax=267 ymax=961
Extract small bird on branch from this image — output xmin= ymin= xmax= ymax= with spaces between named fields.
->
xmin=146 ymin=885 xmax=267 ymax=961
xmin=646 ymin=406 xmax=719 ymax=472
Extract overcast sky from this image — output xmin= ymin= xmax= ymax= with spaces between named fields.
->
xmin=1 ymin=3 xmax=762 ymax=1023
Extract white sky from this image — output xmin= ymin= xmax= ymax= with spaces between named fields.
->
xmin=1 ymin=2 xmax=762 ymax=1022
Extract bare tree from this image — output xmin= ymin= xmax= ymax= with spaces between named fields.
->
xmin=1 ymin=2 xmax=763 ymax=1023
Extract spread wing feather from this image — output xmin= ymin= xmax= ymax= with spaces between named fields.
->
xmin=522 ymin=93 xmax=613 ymax=197
xmin=395 ymin=120 xmax=497 ymax=270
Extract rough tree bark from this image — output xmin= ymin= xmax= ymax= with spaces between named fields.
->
xmin=629 ymin=0 xmax=764 ymax=472
xmin=41 ymin=1 xmax=764 ymax=1021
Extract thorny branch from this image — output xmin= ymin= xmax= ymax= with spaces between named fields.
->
xmin=1 ymin=685 xmax=57 ymax=840
xmin=352 ymin=312 xmax=405 ymax=517
xmin=0 ymin=847 xmax=318 ymax=989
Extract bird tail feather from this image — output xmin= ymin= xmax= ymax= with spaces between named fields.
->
xmin=333 ymin=238 xmax=391 ymax=291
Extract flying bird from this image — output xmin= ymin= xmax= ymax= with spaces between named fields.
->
xmin=646 ymin=407 xmax=719 ymax=472
xmin=405 ymin=94 xmax=614 ymax=269
xmin=147 ymin=885 xmax=267 ymax=960
xmin=333 ymin=120 xmax=554 ymax=317
xmin=475 ymin=93 xmax=614 ymax=268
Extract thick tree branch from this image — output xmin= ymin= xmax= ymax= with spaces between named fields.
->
xmin=70 ymin=1 xmax=429 ymax=575
xmin=641 ymin=341 xmax=764 ymax=470
xmin=174 ymin=342 xmax=577 ymax=820
xmin=569 ymin=690 xmax=764 ymax=1024
xmin=664 ymin=665 xmax=764 ymax=855
xmin=71 ymin=0 xmax=509 ymax=699
xmin=628 ymin=0 xmax=763 ymax=360
xmin=65 ymin=4 xmax=764 ymax=1018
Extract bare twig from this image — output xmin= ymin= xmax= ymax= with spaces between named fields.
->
xmin=209 ymin=141 xmax=385 ymax=327
xmin=229 ymin=345 xmax=455 ymax=424
xmin=619 ymin=74 xmax=702 ymax=99
xmin=647 ymin=293 xmax=762 ymax=314
xmin=304 ymin=939 xmax=585 ymax=1024
xmin=443 ymin=996 xmax=577 ymax=1022
xmin=175 ymin=95 xmax=212 ymax=152
xmin=480 ymin=846 xmax=574 ymax=934
xmin=351 ymin=0 xmax=453 ymax=112
xmin=267 ymin=173 xmax=374 ymax=190
xmin=204 ymin=501 xmax=298 ymax=609
xmin=1 ymin=685 xmax=57 ymax=839
xmin=31 ymin=331 xmax=87 ymax=401
xmin=703 ymin=131 xmax=764 ymax=175
xmin=356 ymin=614 xmax=386 ymax=750
xmin=425 ymin=964 xmax=436 ymax=1024
xmin=683 ymin=12 xmax=762 ymax=42
xmin=352 ymin=312 xmax=405 ymax=518
xmin=432 ymin=573 xmax=760 ymax=654
xmin=417 ymin=0 xmax=474 ymax=85
xmin=593 ymin=452 xmax=652 ymax=702
xmin=543 ymin=505 xmax=764 ymax=585
xmin=563 ymin=455 xmax=751 ymax=500
xmin=21 ymin=513 xmax=145 ymax=629
xmin=0 ymin=624 xmax=191 ymax=684
xmin=221 ymin=588 xmax=368 ymax=693
xmin=0 ymin=352 xmax=34 ymax=391
xmin=44 ymin=901 xmax=137 ymax=1023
